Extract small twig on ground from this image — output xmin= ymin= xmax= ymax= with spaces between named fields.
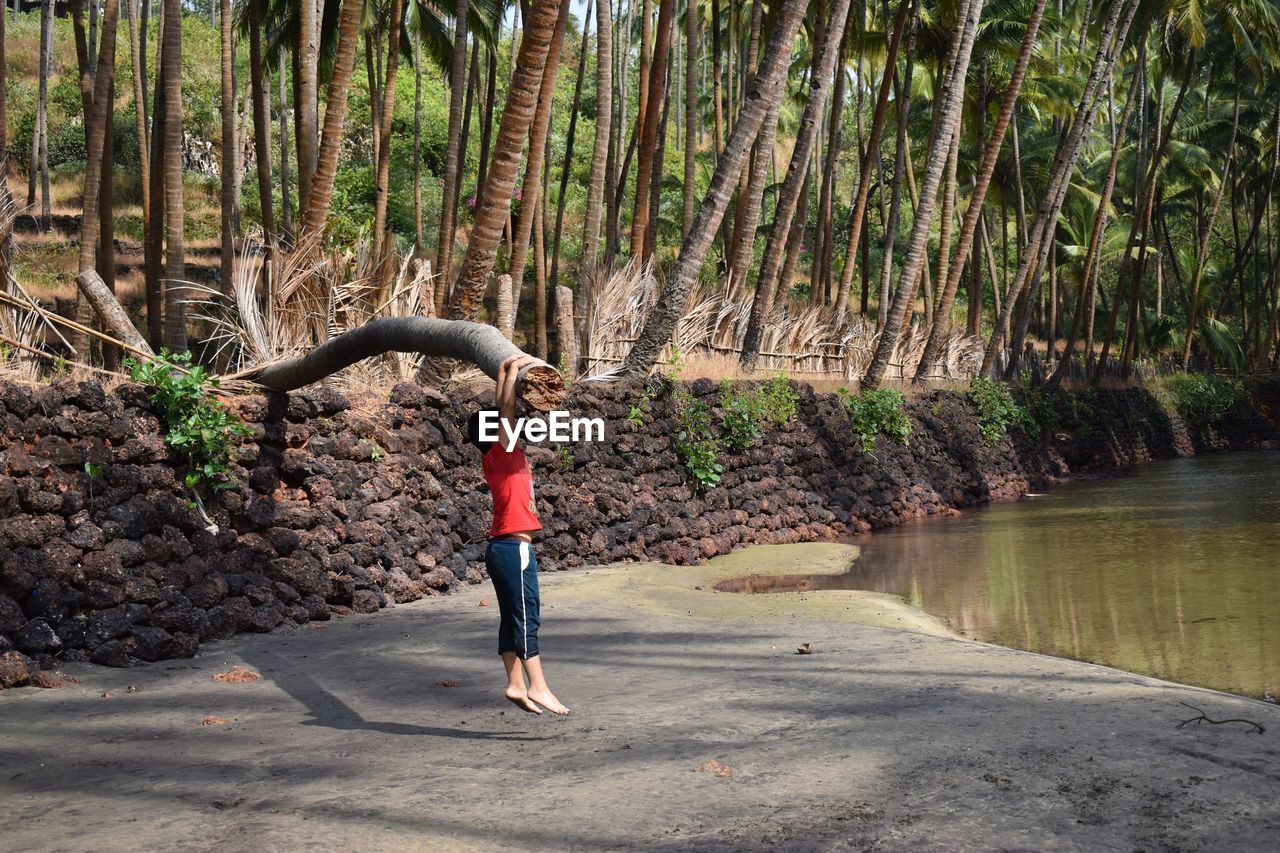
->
xmin=1177 ymin=702 xmax=1266 ymax=734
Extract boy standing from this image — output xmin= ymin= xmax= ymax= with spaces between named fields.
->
xmin=465 ymin=355 xmax=569 ymax=716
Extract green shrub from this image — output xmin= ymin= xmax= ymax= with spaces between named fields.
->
xmin=838 ymin=387 xmax=913 ymax=452
xmin=969 ymin=377 xmax=1036 ymax=445
xmin=674 ymin=393 xmax=723 ymax=489
xmin=126 ymin=350 xmax=253 ymax=496
xmin=758 ymin=373 xmax=799 ymax=424
xmin=718 ymin=379 xmax=766 ymax=454
xmin=1163 ymin=373 xmax=1248 ymax=428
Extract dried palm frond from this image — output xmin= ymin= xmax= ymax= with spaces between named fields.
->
xmin=192 ymin=235 xmax=442 ymax=394
xmin=580 ymin=261 xmax=982 ymax=383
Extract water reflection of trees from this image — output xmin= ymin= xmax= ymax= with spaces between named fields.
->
xmin=845 ymin=454 xmax=1280 ymax=699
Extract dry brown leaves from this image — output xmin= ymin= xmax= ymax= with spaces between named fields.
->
xmin=211 ymin=666 xmax=261 ymax=683
xmin=200 ymin=716 xmax=229 ymax=726
xmin=695 ymin=759 xmax=733 ymax=780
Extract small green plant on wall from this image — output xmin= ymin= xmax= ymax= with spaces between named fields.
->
xmin=674 ymin=393 xmax=723 ymax=489
xmin=719 ymin=379 xmax=765 ymax=454
xmin=126 ymin=350 xmax=253 ymax=523
xmin=838 ymin=387 xmax=913 ymax=452
xmin=759 ymin=373 xmax=799 ymax=425
xmin=969 ymin=377 xmax=1037 ymax=445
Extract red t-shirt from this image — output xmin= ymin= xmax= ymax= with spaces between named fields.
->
xmin=482 ymin=445 xmax=542 ymax=537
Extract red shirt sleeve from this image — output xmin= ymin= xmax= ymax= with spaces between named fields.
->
xmin=482 ymin=445 xmax=542 ymax=537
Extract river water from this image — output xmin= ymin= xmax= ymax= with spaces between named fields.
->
xmin=725 ymin=451 xmax=1280 ymax=699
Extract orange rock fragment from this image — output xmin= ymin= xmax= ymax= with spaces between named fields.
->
xmin=201 ymin=716 xmax=229 ymax=726
xmin=695 ymin=759 xmax=733 ymax=779
xmin=211 ymin=666 xmax=261 ymax=683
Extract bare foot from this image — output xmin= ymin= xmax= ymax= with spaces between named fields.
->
xmin=505 ymin=687 xmax=543 ymax=714
xmin=526 ymin=687 xmax=570 ymax=716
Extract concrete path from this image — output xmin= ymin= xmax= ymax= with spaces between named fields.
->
xmin=2 ymin=544 xmax=1278 ymax=851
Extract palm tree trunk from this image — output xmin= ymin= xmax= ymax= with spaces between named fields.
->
xmin=247 ymin=0 xmax=275 ymax=250
xmin=145 ymin=30 xmax=166 ymax=347
xmin=252 ymin=317 xmax=566 ymax=408
xmin=31 ymin=0 xmax=54 ymax=229
xmin=299 ymin=0 xmax=364 ymax=238
xmin=1181 ymin=74 xmax=1243 ymax=369
xmin=161 ymin=0 xmax=186 ymax=350
xmin=1049 ymin=69 xmax=1137 ymax=386
xmin=621 ymin=0 xmax=809 ymax=377
xmin=297 ymin=0 xmax=319 ymax=214
xmin=727 ymin=0 xmax=766 ymax=277
xmin=550 ymin=1 xmax=592 ymax=289
xmin=913 ymin=0 xmax=1045 ymax=381
xmin=631 ymin=0 xmax=677 ymax=260
xmin=978 ymin=0 xmax=1139 ymax=376
xmin=412 ymin=37 xmax=424 ymax=257
xmin=510 ymin=0 xmax=572 ymax=310
xmin=124 ymin=0 xmax=149 ymax=230
xmin=862 ymin=0 xmax=984 ymax=389
xmin=580 ymin=0 xmax=613 ymax=286
xmin=682 ymin=0 xmax=698 ymax=236
xmin=875 ymin=20 xmax=916 ymax=329
xmin=740 ymin=0 xmax=854 ymax=366
xmin=833 ymin=0 xmax=910 ymax=312
xmin=278 ymin=45 xmax=293 ymax=244
xmin=815 ymin=18 xmax=851 ymax=304
xmin=220 ymin=0 xmax=236 ymax=295
xmin=435 ymin=0 xmax=471 ymax=283
xmin=449 ymin=0 xmax=566 ymax=321
xmin=371 ymin=0 xmax=407 ymax=261
xmin=97 ymin=77 xmax=118 ymax=368
xmin=710 ymin=0 xmax=724 ymax=157
xmin=73 ymin=0 xmax=118 ymax=355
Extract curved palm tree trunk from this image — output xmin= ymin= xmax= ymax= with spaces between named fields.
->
xmin=580 ymin=0 xmax=613 ymax=286
xmin=833 ymin=0 xmax=910 ymax=312
xmin=875 ymin=26 xmax=916 ymax=329
xmin=740 ymin=0 xmax=855 ymax=366
xmin=436 ymin=0 xmax=471 ymax=285
xmin=620 ymin=0 xmax=810 ymax=378
xmin=862 ymin=0 xmax=983 ymax=390
xmin=913 ymin=0 xmax=1046 ymax=382
xmin=509 ymin=0 xmax=572 ymax=311
xmin=631 ymin=0 xmax=677 ymax=260
xmin=977 ymin=0 xmax=1139 ymax=377
xmin=251 ymin=318 xmax=567 ymax=410
xmin=299 ymin=0 xmax=363 ymax=238
xmin=449 ymin=0 xmax=565 ymax=321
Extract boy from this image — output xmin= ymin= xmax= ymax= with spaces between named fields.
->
xmin=464 ymin=354 xmax=569 ymax=716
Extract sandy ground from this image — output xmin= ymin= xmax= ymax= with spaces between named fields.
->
xmin=2 ymin=543 xmax=1278 ymax=852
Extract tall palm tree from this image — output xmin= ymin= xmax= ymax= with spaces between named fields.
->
xmin=632 ymin=0 xmax=676 ymax=259
xmin=508 ymin=0 xmax=571 ymax=311
xmin=436 ymin=0 xmax=471 ymax=284
xmin=371 ymin=0 xmax=407 ymax=260
xmin=161 ymin=0 xmax=186 ymax=350
xmin=914 ymin=0 xmax=1048 ymax=381
xmin=579 ymin=0 xmax=613 ymax=285
xmin=297 ymin=0 xmax=319 ymax=213
xmin=740 ymin=0 xmax=855 ymax=366
xmin=449 ymin=0 xmax=566 ymax=320
xmin=125 ymin=0 xmax=150 ymax=229
xmin=621 ymin=0 xmax=810 ymax=377
xmin=682 ymin=0 xmax=698 ymax=236
xmin=221 ymin=0 xmax=237 ymax=294
xmin=863 ymin=0 xmax=985 ymax=389
xmin=299 ymin=0 xmax=364 ymax=237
